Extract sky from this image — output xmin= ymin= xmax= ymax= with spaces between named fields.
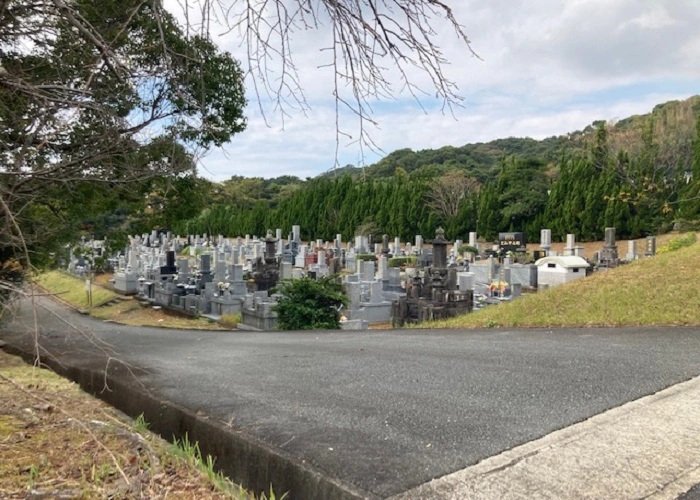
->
xmin=164 ymin=0 xmax=700 ymax=181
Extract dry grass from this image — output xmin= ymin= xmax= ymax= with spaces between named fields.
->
xmin=425 ymin=238 xmax=700 ymax=329
xmin=90 ymin=302 xmax=225 ymax=330
xmin=0 ymin=350 xmax=254 ymax=499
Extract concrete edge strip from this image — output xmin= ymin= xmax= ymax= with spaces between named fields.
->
xmin=392 ymin=375 xmax=700 ymax=499
xmin=649 ymin=465 xmax=700 ymax=500
xmin=2 ymin=343 xmax=379 ymax=500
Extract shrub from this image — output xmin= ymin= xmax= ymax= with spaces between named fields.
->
xmin=274 ymin=275 xmax=348 ymax=330
xmin=355 ymin=254 xmax=377 ymax=262
xmin=220 ymin=313 xmax=241 ymax=328
xmin=657 ymin=232 xmax=698 ymax=254
xmin=388 ymin=256 xmax=417 ymax=268
xmin=458 ymin=245 xmax=479 ymax=254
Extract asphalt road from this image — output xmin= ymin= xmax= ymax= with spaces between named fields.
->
xmin=3 ymin=298 xmax=700 ymax=498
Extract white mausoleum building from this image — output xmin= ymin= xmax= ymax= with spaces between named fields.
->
xmin=534 ymin=255 xmax=590 ymax=288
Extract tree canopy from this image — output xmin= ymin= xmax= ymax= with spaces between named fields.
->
xmin=1 ymin=0 xmax=247 ymax=268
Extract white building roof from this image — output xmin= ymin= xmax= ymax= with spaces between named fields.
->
xmin=534 ymin=255 xmax=590 ymax=269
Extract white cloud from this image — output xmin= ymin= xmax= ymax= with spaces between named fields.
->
xmin=164 ymin=0 xmax=700 ymax=180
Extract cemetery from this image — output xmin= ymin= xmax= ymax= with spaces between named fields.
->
xmin=62 ymin=222 xmax=663 ymax=331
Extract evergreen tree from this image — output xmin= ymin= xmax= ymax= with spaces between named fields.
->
xmin=679 ymin=114 xmax=700 ymax=222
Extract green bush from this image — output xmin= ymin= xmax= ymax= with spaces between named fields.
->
xmin=274 ymin=275 xmax=348 ymax=330
xmin=458 ymin=245 xmax=479 ymax=254
xmin=355 ymin=254 xmax=377 ymax=262
xmin=388 ymin=256 xmax=417 ymax=268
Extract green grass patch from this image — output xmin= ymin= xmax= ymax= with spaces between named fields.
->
xmin=34 ymin=270 xmax=118 ymax=309
xmin=657 ymin=232 xmax=697 ymax=254
xmin=169 ymin=433 xmax=287 ymax=499
xmin=421 ymin=239 xmax=700 ymax=329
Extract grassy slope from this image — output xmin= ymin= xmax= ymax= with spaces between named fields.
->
xmin=33 ymin=271 xmax=224 ymax=330
xmin=425 ymin=241 xmax=700 ymax=329
xmin=34 ymin=270 xmax=117 ymax=308
xmin=0 ymin=351 xmax=254 ymax=498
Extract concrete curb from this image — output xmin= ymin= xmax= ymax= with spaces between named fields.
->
xmin=391 ymin=373 xmax=700 ymax=499
xmin=3 ymin=343 xmax=379 ymax=500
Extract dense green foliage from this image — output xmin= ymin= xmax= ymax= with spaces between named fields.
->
xmin=274 ymin=276 xmax=348 ymax=330
xmin=178 ymin=174 xmax=443 ymax=241
xmin=176 ymin=96 xmax=700 ymax=244
xmin=6 ymin=73 xmax=697 ymax=267
xmin=1 ymin=0 xmax=246 ymax=270
xmin=324 ymin=96 xmax=700 ymax=182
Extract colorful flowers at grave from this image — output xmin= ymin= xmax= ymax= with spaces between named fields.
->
xmin=489 ymin=281 xmax=509 ymax=294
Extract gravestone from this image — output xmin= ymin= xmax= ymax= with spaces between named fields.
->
xmin=200 ymin=254 xmax=213 ymax=284
xmin=498 ymin=232 xmax=526 ymax=253
xmin=458 ymin=272 xmax=475 ymax=292
xmin=383 ymin=267 xmax=402 ymax=293
xmin=345 ymin=249 xmax=356 ymax=272
xmin=276 ymin=229 xmax=283 ymax=254
xmin=564 ymin=234 xmax=576 ymax=256
xmin=380 ymin=234 xmax=389 ymax=255
xmin=369 ymin=282 xmax=384 ymax=304
xmin=160 ymin=250 xmax=177 ymax=275
xmin=431 ymin=228 xmax=450 ymax=269
xmin=215 ymin=260 xmax=226 ymax=284
xmin=599 ymin=227 xmax=619 ymax=267
xmin=294 ymin=245 xmax=307 ymax=268
xmin=177 ymin=258 xmax=190 ymax=281
xmin=540 ymin=229 xmax=552 ymax=255
xmin=377 ymin=255 xmax=388 ymax=280
xmin=280 ymin=261 xmax=293 ymax=280
xmin=645 ymin=236 xmax=656 ymax=256
xmin=487 ymin=255 xmax=496 ymax=282
xmin=361 ymin=260 xmax=375 ymax=282
xmin=392 ymin=229 xmax=473 ymax=327
xmin=346 ymin=282 xmax=362 ymax=309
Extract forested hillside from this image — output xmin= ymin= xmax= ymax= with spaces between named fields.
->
xmin=324 ymin=96 xmax=700 ymax=181
xmin=62 ymin=95 xmax=700 ymax=247
xmin=175 ymin=96 xmax=700 ymax=243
